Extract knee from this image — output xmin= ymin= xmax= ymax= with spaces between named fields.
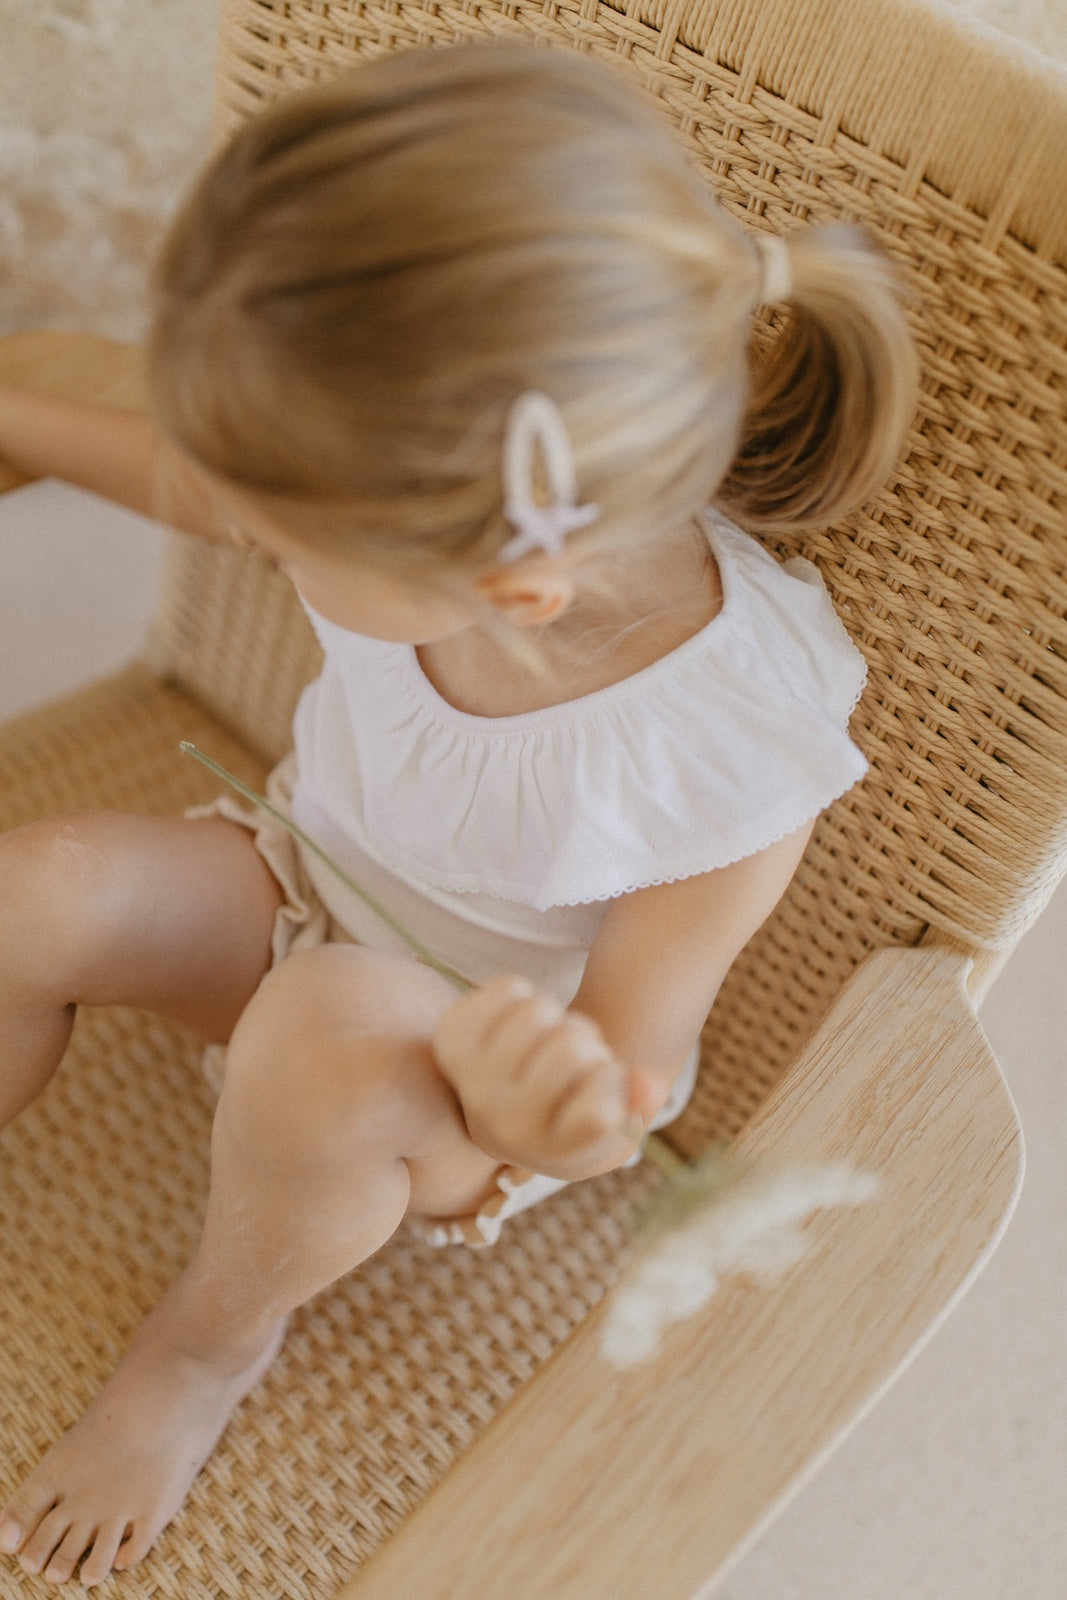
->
xmin=218 ymin=946 xmax=454 ymax=1166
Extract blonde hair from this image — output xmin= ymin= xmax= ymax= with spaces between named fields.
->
xmin=147 ymin=43 xmax=918 ymax=576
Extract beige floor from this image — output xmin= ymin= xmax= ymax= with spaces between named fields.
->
xmin=1 ymin=3 xmax=1064 ymax=1598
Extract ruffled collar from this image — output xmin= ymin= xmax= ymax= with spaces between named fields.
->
xmin=296 ymin=513 xmax=868 ymax=908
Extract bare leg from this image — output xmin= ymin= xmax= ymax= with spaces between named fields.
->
xmin=0 ymin=809 xmax=284 ymax=1127
xmin=0 ymin=807 xmax=283 ymax=1580
xmin=0 ymin=942 xmax=500 ymax=1586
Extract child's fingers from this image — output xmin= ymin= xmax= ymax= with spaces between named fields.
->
xmin=549 ymin=1060 xmax=630 ymax=1155
xmin=437 ymin=975 xmax=594 ymax=1086
xmin=532 ymin=1014 xmax=617 ymax=1108
xmin=464 ymin=983 xmax=629 ymax=1123
xmin=544 ymin=1052 xmax=661 ymax=1159
xmin=435 ymin=977 xmax=648 ymax=1168
xmin=527 ymin=1020 xmax=629 ymax=1143
xmin=627 ymin=1070 xmax=663 ymax=1122
xmin=483 ymin=990 xmax=572 ymax=1081
xmin=434 ymin=975 xmax=538 ymax=1073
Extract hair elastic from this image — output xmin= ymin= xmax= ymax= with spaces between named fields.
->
xmin=499 ymin=391 xmax=600 ymax=564
xmin=754 ymin=233 xmax=793 ymax=305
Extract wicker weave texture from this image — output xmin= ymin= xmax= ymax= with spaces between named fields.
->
xmin=0 ymin=667 xmax=651 ymax=1598
xmin=159 ymin=0 xmax=1067 ymax=1150
xmin=148 ymin=540 xmax=323 ymax=766
xmin=214 ymin=0 xmax=1067 ymax=253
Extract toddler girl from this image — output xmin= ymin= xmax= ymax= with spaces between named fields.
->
xmin=0 ymin=42 xmax=917 ymax=1586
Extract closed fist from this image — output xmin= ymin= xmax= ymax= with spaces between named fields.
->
xmin=433 ymin=977 xmax=648 ymax=1180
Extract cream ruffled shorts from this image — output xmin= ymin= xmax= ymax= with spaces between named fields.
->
xmin=191 ymin=758 xmax=698 ymax=1248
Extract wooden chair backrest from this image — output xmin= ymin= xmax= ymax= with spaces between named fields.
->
xmin=147 ymin=0 xmax=1067 ymax=1145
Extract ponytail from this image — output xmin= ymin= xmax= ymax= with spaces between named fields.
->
xmin=716 ymin=224 xmax=919 ymax=531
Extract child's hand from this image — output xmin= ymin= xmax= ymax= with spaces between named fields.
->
xmin=433 ymin=976 xmax=653 ymax=1180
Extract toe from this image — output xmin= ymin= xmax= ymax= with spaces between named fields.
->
xmin=0 ymin=1480 xmax=58 ymax=1557
xmin=43 ymin=1523 xmax=98 ymax=1585
xmin=18 ymin=1504 xmax=71 ymax=1576
xmin=113 ymin=1519 xmax=154 ymax=1574
xmin=0 ymin=1516 xmax=24 ymax=1556
xmin=78 ymin=1521 xmax=129 ymax=1588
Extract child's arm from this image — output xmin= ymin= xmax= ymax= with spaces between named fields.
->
xmin=0 ymin=386 xmax=158 ymax=511
xmin=0 ymin=385 xmax=230 ymax=544
xmin=434 ymin=821 xmax=814 ymax=1180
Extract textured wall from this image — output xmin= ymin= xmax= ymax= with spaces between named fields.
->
xmin=958 ymin=0 xmax=1067 ymax=54
xmin=0 ymin=0 xmax=219 ymax=337
xmin=0 ymin=0 xmax=1062 ymax=338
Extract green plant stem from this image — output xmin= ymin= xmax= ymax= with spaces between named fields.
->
xmin=641 ymin=1132 xmax=690 ymax=1182
xmin=180 ymin=741 xmax=702 ymax=1198
xmin=180 ymin=742 xmax=473 ymax=991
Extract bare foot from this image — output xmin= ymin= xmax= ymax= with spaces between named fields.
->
xmin=0 ymin=1308 xmax=285 ymax=1587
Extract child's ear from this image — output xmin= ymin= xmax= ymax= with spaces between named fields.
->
xmin=475 ymin=557 xmax=576 ymax=628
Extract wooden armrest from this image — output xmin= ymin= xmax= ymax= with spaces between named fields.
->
xmin=0 ymin=331 xmax=143 ymax=493
xmin=340 ymin=944 xmax=1023 ymax=1600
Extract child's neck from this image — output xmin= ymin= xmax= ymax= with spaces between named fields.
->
xmin=417 ymin=519 xmax=722 ymax=718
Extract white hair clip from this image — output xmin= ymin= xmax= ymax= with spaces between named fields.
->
xmin=754 ymin=233 xmax=793 ymax=306
xmin=499 ymin=391 xmax=600 ymax=564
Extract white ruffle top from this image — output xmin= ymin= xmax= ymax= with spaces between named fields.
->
xmin=288 ymin=512 xmax=868 ymax=1000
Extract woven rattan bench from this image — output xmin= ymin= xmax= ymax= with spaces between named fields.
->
xmin=1 ymin=1 xmax=1064 ymax=1595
